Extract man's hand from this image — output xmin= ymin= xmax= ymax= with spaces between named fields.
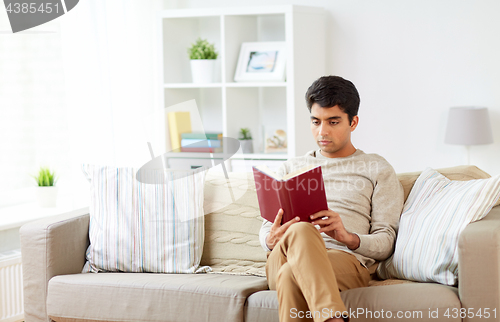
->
xmin=310 ymin=209 xmax=360 ymax=250
xmin=265 ymin=209 xmax=300 ymax=250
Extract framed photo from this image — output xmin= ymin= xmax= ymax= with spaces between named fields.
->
xmin=234 ymin=42 xmax=286 ymax=82
xmin=264 ymin=127 xmax=287 ymax=154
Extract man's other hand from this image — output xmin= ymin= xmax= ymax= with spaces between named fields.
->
xmin=265 ymin=209 xmax=300 ymax=250
xmin=310 ymin=209 xmax=360 ymax=250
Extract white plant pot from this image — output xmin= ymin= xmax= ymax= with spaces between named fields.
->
xmin=36 ymin=186 xmax=58 ymax=207
xmin=190 ymin=59 xmax=216 ymax=83
xmin=240 ymin=140 xmax=254 ymax=154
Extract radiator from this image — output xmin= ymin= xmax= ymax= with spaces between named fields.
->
xmin=0 ymin=249 xmax=23 ymax=322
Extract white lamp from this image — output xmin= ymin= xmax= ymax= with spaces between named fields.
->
xmin=444 ymin=106 xmax=494 ymax=165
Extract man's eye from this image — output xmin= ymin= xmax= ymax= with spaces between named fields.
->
xmin=330 ymin=122 xmax=339 ymax=125
xmin=312 ymin=121 xmax=319 ymax=125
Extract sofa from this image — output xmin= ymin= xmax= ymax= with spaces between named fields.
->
xmin=20 ymin=165 xmax=500 ymax=322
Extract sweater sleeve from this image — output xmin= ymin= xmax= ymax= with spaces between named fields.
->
xmin=353 ymin=161 xmax=404 ymax=261
xmin=259 ymin=219 xmax=272 ymax=251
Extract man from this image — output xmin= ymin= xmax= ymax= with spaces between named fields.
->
xmin=259 ymin=76 xmax=404 ymax=322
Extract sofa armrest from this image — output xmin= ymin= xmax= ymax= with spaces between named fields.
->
xmin=20 ymin=207 xmax=90 ymax=322
xmin=459 ymin=205 xmax=500 ymax=322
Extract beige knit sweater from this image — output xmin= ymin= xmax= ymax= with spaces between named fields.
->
xmin=259 ymin=149 xmax=404 ymax=268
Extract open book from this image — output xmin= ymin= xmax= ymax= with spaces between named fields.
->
xmin=252 ymin=164 xmax=328 ymax=225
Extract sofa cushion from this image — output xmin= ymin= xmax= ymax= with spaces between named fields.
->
xmin=397 ymin=165 xmax=496 ymax=205
xmin=379 ymin=167 xmax=500 ymax=285
xmin=202 ymin=171 xmax=267 ymax=276
xmin=244 ymin=284 xmax=461 ymax=322
xmin=245 ymin=290 xmax=279 ymax=322
xmin=81 ymin=165 xmax=208 ymax=274
xmin=47 ymin=272 xmax=268 ymax=322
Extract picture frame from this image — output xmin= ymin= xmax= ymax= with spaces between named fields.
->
xmin=264 ymin=127 xmax=287 ymax=154
xmin=234 ymin=42 xmax=287 ymax=82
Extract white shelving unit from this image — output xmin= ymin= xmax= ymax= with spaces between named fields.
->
xmin=159 ymin=5 xmax=325 ymax=170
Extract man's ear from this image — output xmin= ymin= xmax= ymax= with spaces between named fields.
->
xmin=350 ymin=115 xmax=359 ymax=132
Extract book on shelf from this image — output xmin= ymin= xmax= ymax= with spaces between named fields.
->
xmin=181 ymin=138 xmax=222 ymax=148
xmin=180 ymin=147 xmax=223 ymax=153
xmin=252 ymin=164 xmax=328 ymax=225
xmin=181 ymin=132 xmax=222 ymax=140
xmin=167 ymin=112 xmax=191 ymax=150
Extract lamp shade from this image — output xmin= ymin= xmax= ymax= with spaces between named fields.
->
xmin=444 ymin=107 xmax=493 ymax=145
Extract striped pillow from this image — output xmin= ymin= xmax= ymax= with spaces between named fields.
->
xmin=81 ymin=165 xmax=210 ymax=274
xmin=377 ymin=167 xmax=500 ymax=285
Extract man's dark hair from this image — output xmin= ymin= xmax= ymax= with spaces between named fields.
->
xmin=305 ymin=75 xmax=360 ymax=124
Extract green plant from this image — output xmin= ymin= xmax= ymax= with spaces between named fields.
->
xmin=187 ymin=38 xmax=218 ymax=60
xmin=239 ymin=128 xmax=252 ymax=140
xmin=32 ymin=167 xmax=57 ymax=186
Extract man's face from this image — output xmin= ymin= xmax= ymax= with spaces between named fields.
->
xmin=310 ymin=103 xmax=358 ymax=158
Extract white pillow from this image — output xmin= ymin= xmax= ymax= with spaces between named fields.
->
xmin=377 ymin=167 xmax=500 ymax=285
xmin=81 ymin=165 xmax=210 ymax=274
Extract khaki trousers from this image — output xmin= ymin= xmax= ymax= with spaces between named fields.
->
xmin=266 ymin=222 xmax=370 ymax=322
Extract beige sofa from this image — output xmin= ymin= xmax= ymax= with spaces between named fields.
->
xmin=20 ymin=165 xmax=500 ymax=322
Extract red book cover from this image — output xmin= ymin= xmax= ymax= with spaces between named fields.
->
xmin=252 ymin=165 xmax=328 ymax=225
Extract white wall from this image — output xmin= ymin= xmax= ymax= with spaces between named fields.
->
xmin=164 ymin=0 xmax=500 ymax=175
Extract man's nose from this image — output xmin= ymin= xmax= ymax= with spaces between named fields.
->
xmin=319 ymin=122 xmax=328 ymax=136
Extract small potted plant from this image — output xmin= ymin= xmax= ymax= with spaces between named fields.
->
xmin=239 ymin=127 xmax=254 ymax=154
xmin=187 ymin=37 xmax=218 ymax=83
xmin=32 ymin=167 xmax=58 ymax=207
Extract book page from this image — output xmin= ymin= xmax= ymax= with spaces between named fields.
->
xmin=282 ymin=164 xmax=318 ymax=181
xmin=253 ymin=165 xmax=283 ymax=181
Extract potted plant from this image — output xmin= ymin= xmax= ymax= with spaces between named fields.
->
xmin=239 ymin=127 xmax=254 ymax=154
xmin=32 ymin=167 xmax=58 ymax=207
xmin=187 ymin=37 xmax=218 ymax=83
